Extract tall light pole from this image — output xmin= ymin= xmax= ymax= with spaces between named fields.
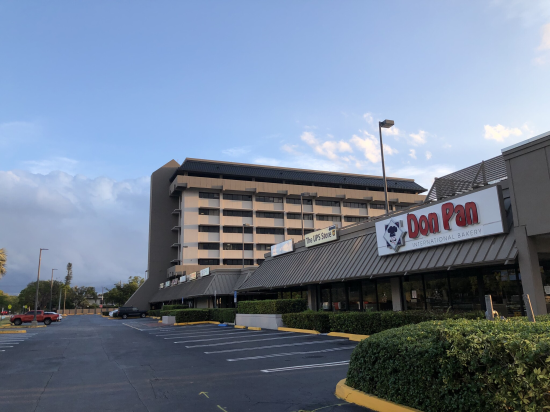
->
xmin=300 ymin=192 xmax=310 ymax=240
xmin=379 ymin=119 xmax=395 ymax=214
xmin=32 ymin=248 xmax=48 ymax=325
xmin=242 ymin=224 xmax=251 ymax=268
xmin=49 ymin=268 xmax=57 ymax=311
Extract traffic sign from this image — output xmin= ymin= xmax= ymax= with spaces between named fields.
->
xmin=8 ymin=305 xmax=12 ymax=309
xmin=99 ymin=304 xmax=103 ymax=308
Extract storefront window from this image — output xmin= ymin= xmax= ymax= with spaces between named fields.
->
xmin=541 ymin=261 xmax=550 ymax=313
xmin=282 ymin=291 xmax=292 ymax=299
xmin=449 ymin=271 xmax=481 ymax=311
xmin=483 ymin=269 xmax=523 ymax=317
xmin=403 ymin=274 xmax=425 ymax=310
xmin=331 ymin=284 xmax=347 ymax=311
xmin=348 ymin=282 xmax=361 ymax=311
xmin=321 ymin=287 xmax=331 ymax=311
xmin=424 ymin=273 xmax=450 ymax=310
xmin=361 ymin=280 xmax=377 ymax=311
xmin=376 ymin=279 xmax=393 ymax=311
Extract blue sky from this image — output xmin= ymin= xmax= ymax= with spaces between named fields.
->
xmin=1 ymin=1 xmax=549 ymax=294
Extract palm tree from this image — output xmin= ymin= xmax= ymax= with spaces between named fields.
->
xmin=0 ymin=249 xmax=6 ymax=279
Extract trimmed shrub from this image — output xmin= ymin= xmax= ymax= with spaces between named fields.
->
xmin=148 ymin=310 xmax=161 ymax=317
xmin=209 ymin=308 xmax=237 ymax=323
xmin=102 ymin=311 xmax=110 ymax=316
xmin=346 ymin=319 xmax=550 ymax=412
xmin=162 ymin=305 xmax=189 ymax=311
xmin=282 ymin=311 xmax=330 ymax=333
xmin=173 ymin=309 xmax=210 ymax=323
xmin=238 ymin=299 xmax=307 ymax=314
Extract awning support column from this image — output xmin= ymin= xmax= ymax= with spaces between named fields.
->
xmin=516 ymin=226 xmax=547 ymax=315
xmin=391 ymin=277 xmax=403 ymax=311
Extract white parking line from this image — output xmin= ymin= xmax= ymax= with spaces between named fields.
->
xmin=173 ymin=332 xmax=282 ymax=344
xmin=0 ymin=346 xmax=13 ymax=348
xmin=226 ymin=345 xmax=356 ymax=361
xmin=159 ymin=330 xmax=248 ymax=338
xmin=185 ymin=335 xmax=318 ymax=348
xmin=148 ymin=326 xmax=215 ymax=334
xmin=204 ymin=339 xmax=349 ymax=354
xmin=261 ymin=361 xmax=350 ymax=373
xmin=123 ymin=323 xmax=147 ymax=331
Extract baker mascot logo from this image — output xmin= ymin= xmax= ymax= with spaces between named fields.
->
xmin=383 ymin=219 xmax=406 ymax=252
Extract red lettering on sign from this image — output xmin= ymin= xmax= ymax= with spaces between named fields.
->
xmin=441 ymin=202 xmax=455 ymax=230
xmin=419 ymin=215 xmax=429 ymax=236
xmin=455 ymin=205 xmax=466 ymax=227
xmin=465 ymin=202 xmax=478 ymax=225
xmin=428 ymin=213 xmax=439 ymax=233
xmin=407 ymin=214 xmax=419 ymax=239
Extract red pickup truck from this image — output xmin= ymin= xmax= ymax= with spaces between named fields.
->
xmin=10 ymin=310 xmax=60 ymax=326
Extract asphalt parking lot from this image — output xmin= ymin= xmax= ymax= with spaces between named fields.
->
xmin=0 ymin=316 xmax=369 ymax=412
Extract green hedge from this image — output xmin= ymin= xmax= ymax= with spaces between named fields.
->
xmin=209 ymin=308 xmax=237 ymax=323
xmin=171 ymin=309 xmax=210 ymax=323
xmin=238 ymin=299 xmax=307 ymax=314
xmin=162 ymin=305 xmax=189 ymax=311
xmin=282 ymin=311 xmax=331 ymax=333
xmin=148 ymin=309 xmax=161 ymax=317
xmin=347 ymin=319 xmax=550 ymax=412
xmin=102 ymin=311 xmax=110 ymax=316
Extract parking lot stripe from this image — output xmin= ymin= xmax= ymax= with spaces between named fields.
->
xmin=226 ymin=345 xmax=357 ymax=361
xmin=157 ymin=329 xmax=246 ymax=338
xmin=261 ymin=361 xmax=350 ymax=373
xmin=185 ymin=334 xmax=320 ymax=348
xmin=173 ymin=332 xmax=283 ymax=344
xmin=163 ymin=330 xmax=252 ymax=339
xmin=204 ymin=338 xmax=349 ymax=354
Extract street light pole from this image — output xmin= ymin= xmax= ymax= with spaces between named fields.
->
xmin=49 ymin=268 xmax=57 ymax=311
xmin=378 ymin=119 xmax=395 ymax=214
xmin=32 ymin=248 xmax=48 ymax=325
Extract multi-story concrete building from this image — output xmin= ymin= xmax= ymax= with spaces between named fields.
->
xmin=128 ymin=158 xmax=426 ymax=309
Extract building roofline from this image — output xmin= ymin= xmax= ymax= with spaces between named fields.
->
xmin=501 ymin=130 xmax=550 ymax=153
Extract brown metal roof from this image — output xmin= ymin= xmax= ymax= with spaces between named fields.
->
xmin=237 ymin=228 xmax=518 ymax=291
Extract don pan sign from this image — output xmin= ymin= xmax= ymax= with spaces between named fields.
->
xmin=375 ymin=186 xmax=506 ymax=256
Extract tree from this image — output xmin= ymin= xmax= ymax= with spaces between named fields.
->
xmin=18 ymin=280 xmax=65 ymax=311
xmin=0 ymin=248 xmax=6 ymax=280
xmin=0 ymin=290 xmax=21 ymax=313
xmin=72 ymin=286 xmax=97 ymax=308
xmin=103 ymin=276 xmax=144 ymax=306
xmin=65 ymin=262 xmax=73 ymax=286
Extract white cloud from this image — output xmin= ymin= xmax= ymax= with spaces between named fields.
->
xmin=300 ymin=132 xmax=353 ymax=161
xmin=23 ymin=157 xmax=79 ymax=175
xmin=484 ymin=124 xmax=523 ymax=141
xmin=281 ymin=144 xmax=300 ymax=155
xmin=426 ymin=151 xmax=432 ymax=160
xmin=408 ymin=130 xmax=427 ymax=146
xmin=383 ymin=127 xmax=400 ymax=136
xmin=409 ymin=149 xmax=417 ymax=159
xmin=384 ymin=144 xmax=398 ymax=155
xmin=363 ymin=113 xmax=373 ymax=124
xmin=392 ymin=164 xmax=456 ymax=192
xmin=537 ymin=23 xmax=550 ymax=50
xmin=222 ymin=146 xmax=251 ymax=157
xmin=350 ymin=132 xmax=380 ymax=163
xmin=0 ymin=170 xmax=149 ymax=294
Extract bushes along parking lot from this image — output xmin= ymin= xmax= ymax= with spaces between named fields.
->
xmin=238 ymin=299 xmax=307 ymax=314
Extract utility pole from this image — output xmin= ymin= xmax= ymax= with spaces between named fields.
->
xmin=32 ymin=248 xmax=48 ymax=326
xmin=49 ymin=268 xmax=57 ymax=311
xmin=58 ymin=286 xmax=62 ymax=312
xmin=63 ymin=287 xmax=67 ymax=313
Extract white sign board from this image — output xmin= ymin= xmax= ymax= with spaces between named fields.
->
xmin=188 ymin=272 xmax=197 ymax=281
xmin=179 ymin=275 xmax=186 ymax=283
xmin=165 ymin=281 xmax=171 ymax=288
xmin=271 ymin=239 xmax=294 ymax=257
xmin=199 ymin=267 xmax=210 ymax=278
xmin=375 ymin=186 xmax=506 ymax=256
xmin=305 ymin=225 xmax=338 ymax=248
xmin=159 ymin=283 xmax=164 ymax=289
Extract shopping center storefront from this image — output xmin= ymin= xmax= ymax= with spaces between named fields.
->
xmin=237 ymin=132 xmax=550 ymax=316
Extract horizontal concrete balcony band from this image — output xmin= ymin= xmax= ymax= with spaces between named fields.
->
xmin=255 ymin=234 xmax=286 ymax=244
xmin=253 ymin=202 xmax=284 ymax=211
xmin=199 ymin=198 xmax=220 ymax=208
xmin=198 ymin=215 xmax=220 ymax=225
xmin=223 ymin=250 xmax=254 ymax=259
xmin=255 ymin=217 xmax=284 ymax=227
xmin=314 ymin=205 xmax=341 ymax=214
xmin=198 ymin=249 xmax=220 ymax=258
xmin=222 ymin=233 xmax=253 ymax=243
xmin=198 ymin=232 xmax=221 ymax=242
xmin=222 ymin=200 xmax=253 ymax=209
xmin=286 ymin=219 xmax=314 ymax=229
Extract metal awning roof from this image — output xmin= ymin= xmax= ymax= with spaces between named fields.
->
xmin=237 ymin=228 xmax=518 ymax=291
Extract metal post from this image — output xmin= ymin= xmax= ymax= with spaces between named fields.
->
xmin=300 ymin=193 xmax=304 ymax=240
xmin=242 ymin=224 xmax=245 ymax=268
xmin=49 ymin=268 xmax=57 ymax=312
xmin=378 ymin=122 xmax=390 ymax=214
xmin=33 ymin=248 xmax=48 ymax=325
xmin=57 ymin=287 xmax=62 ymax=312
xmin=523 ymin=294 xmax=536 ymax=322
xmin=484 ymin=295 xmax=495 ymax=320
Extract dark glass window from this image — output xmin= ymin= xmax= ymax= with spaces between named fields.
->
xmin=256 ymin=259 xmax=265 ymax=265
xmin=344 ymin=216 xmax=368 ymax=223
xmin=370 ymin=203 xmax=386 ymax=209
xmin=287 ymin=228 xmax=315 ymax=235
xmin=403 ymin=275 xmax=425 ymax=310
xmin=483 ymin=269 xmax=523 ymax=317
xmin=255 ymin=177 xmax=284 ymax=184
xmin=316 ymin=215 xmax=341 ymax=222
xmin=223 ymin=210 xmax=253 ymax=217
xmin=331 ymin=284 xmax=347 ymax=311
xmin=425 ymin=272 xmax=450 ymax=310
xmin=256 ymin=244 xmax=273 ymax=251
xmin=223 ymin=226 xmax=253 ymax=234
xmin=361 ymin=280 xmax=377 ymax=311
xmin=321 ymin=287 xmax=331 ymax=311
xmin=223 ymin=194 xmax=252 ymax=201
xmin=198 ymin=259 xmax=219 ymax=265
xmin=376 ymin=278 xmax=393 ymax=311
xmin=343 ymin=202 xmax=367 ymax=209
xmin=449 ymin=271 xmax=481 ymax=312
xmin=256 ymin=227 xmax=284 ymax=235
xmin=256 ymin=196 xmax=283 ymax=203
xmin=286 ymin=198 xmax=313 ymax=205
xmin=199 ymin=192 xmax=219 ymax=199
xmin=394 ymin=204 xmax=410 ymax=211
xmin=256 ymin=211 xmax=284 ymax=219
xmin=198 ymin=243 xmax=219 ymax=250
xmin=348 ymin=282 xmax=361 ymax=311
xmin=315 ymin=200 xmax=340 ymax=207
xmin=199 ymin=208 xmax=219 ymax=216
xmin=223 ymin=259 xmax=254 ymax=265
xmin=188 ymin=172 xmax=219 ymax=178
xmin=198 ymin=225 xmax=219 ymax=233
xmin=287 ymin=213 xmax=313 ymax=220
xmin=223 ymin=243 xmax=253 ymax=250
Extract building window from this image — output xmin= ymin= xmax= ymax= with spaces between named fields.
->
xmin=376 ymin=278 xmax=393 ymax=311
xmin=394 ymin=204 xmax=410 ymax=211
xmin=343 ymin=202 xmax=367 ymax=209
xmin=362 ymin=280 xmax=377 ymax=311
xmin=188 ymin=172 xmax=220 ymax=179
xmin=315 ymin=200 xmax=340 ymax=207
xmin=256 ymin=227 xmax=284 ymax=235
xmin=287 ymin=228 xmax=314 ymax=235
xmin=344 ymin=216 xmax=368 ymax=223
xmin=403 ymin=274 xmax=425 ymax=310
xmin=256 ymin=196 xmax=283 ymax=203
xmin=256 ymin=211 xmax=284 ymax=219
xmin=223 ymin=194 xmax=252 ymax=201
xmin=286 ymin=198 xmax=312 ymax=205
xmin=255 ymin=177 xmax=284 ymax=184
xmin=370 ymin=203 xmax=386 ymax=210
xmin=223 ymin=210 xmax=253 ymax=217
xmin=198 ymin=259 xmax=219 ymax=265
xmin=223 ymin=243 xmax=253 ymax=250
xmin=198 ymin=225 xmax=219 ymax=233
xmin=199 ymin=192 xmax=220 ymax=199
xmin=256 ymin=259 xmax=265 ymax=265
xmin=287 ymin=213 xmax=313 ymax=220
xmin=223 ymin=259 xmax=254 ymax=265
xmin=316 ymin=215 xmax=341 ymax=222
xmin=223 ymin=226 xmax=253 ymax=234
xmin=198 ymin=243 xmax=219 ymax=250
xmin=199 ymin=208 xmax=219 ymax=216
xmin=256 ymin=244 xmax=273 ymax=250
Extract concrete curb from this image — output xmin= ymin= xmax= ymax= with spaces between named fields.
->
xmin=327 ymin=332 xmax=369 ymax=342
xmin=278 ymin=327 xmax=320 ymax=335
xmin=335 ymin=379 xmax=421 ymax=412
xmin=247 ymin=326 xmax=261 ymax=330
xmin=234 ymin=325 xmax=246 ymax=329
xmin=0 ymin=325 xmax=46 ymax=329
xmin=174 ymin=321 xmax=220 ymax=326
xmin=0 ymin=330 xmax=27 ymax=334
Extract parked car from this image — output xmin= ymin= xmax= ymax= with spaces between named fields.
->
xmin=116 ymin=307 xmax=147 ymax=319
xmin=10 ymin=310 xmax=60 ymax=325
xmin=44 ymin=312 xmax=62 ymax=321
